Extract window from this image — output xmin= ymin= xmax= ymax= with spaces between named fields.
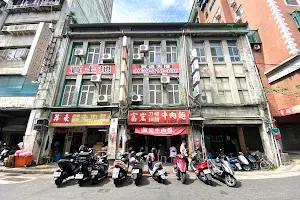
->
xmin=70 ymin=45 xmax=83 ymax=65
xmin=236 ymin=78 xmax=250 ymax=103
xmin=227 ymin=40 xmax=240 ymax=62
xmin=285 ymin=0 xmax=299 ymax=5
xmin=61 ymin=84 xmax=75 ymax=106
xmin=166 ymin=45 xmax=177 ymax=63
xmin=168 ymin=84 xmax=179 ymax=104
xmin=86 ymin=44 xmax=101 ymax=64
xmin=195 ymin=41 xmax=206 ymax=62
xmin=247 ymin=30 xmax=262 ymax=44
xmin=105 ymin=45 xmax=116 ymax=58
xmin=149 ymin=45 xmax=161 ymax=63
xmin=210 ymin=41 xmax=224 ymax=62
xmin=0 ymin=76 xmax=39 ymax=97
xmin=209 ymin=0 xmax=216 ymax=11
xmin=216 ymin=78 xmax=233 ymax=103
xmin=235 ymin=5 xmax=244 ymax=17
xmin=291 ymin=10 xmax=300 ymax=29
xmin=100 ymin=83 xmax=112 ymax=99
xmin=149 ymin=82 xmax=163 ymax=104
xmin=132 ymin=84 xmax=143 ymax=96
xmin=199 ymin=78 xmax=213 ymax=103
xmin=79 ymin=85 xmax=95 ymax=106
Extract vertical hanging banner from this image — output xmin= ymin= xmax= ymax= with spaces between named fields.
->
xmin=108 ymin=118 xmax=119 ymax=159
xmin=22 ymin=22 xmax=53 ymax=81
xmin=119 ymin=36 xmax=128 ymax=105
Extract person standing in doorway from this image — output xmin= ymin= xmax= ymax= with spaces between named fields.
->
xmin=180 ymin=140 xmax=189 ymax=170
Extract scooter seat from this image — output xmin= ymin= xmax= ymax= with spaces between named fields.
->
xmin=79 ymin=152 xmax=90 ymax=156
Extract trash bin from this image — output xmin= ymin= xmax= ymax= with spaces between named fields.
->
xmin=25 ymin=155 xmax=33 ymax=166
xmin=15 ymin=156 xmax=26 ymax=167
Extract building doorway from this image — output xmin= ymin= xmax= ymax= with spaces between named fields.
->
xmin=70 ymin=132 xmax=83 ymax=153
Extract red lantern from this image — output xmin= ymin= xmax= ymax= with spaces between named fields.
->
xmin=274 ymin=133 xmax=281 ymax=140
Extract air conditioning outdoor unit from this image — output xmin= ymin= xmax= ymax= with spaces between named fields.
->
xmin=102 ymin=53 xmax=113 ymax=61
xmin=35 ymin=119 xmax=49 ymax=126
xmin=2 ymin=26 xmax=10 ymax=32
xmin=229 ymin=0 xmax=236 ymax=7
xmin=33 ymin=119 xmax=49 ymax=131
xmin=33 ymin=124 xmax=45 ymax=131
xmin=234 ymin=16 xmax=241 ymax=23
xmin=133 ymin=53 xmax=143 ymax=61
xmin=91 ymin=74 xmax=102 ymax=82
xmin=215 ymin=13 xmax=221 ymax=20
xmin=74 ymin=48 xmax=84 ymax=56
xmin=98 ymin=95 xmax=109 ymax=103
xmin=161 ymin=75 xmax=170 ymax=84
xmin=139 ymin=45 xmax=149 ymax=52
xmin=254 ymin=44 xmax=261 ymax=51
xmin=131 ymin=94 xmax=142 ymax=102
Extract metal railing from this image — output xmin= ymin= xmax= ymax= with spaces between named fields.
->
xmin=6 ymin=0 xmax=61 ymax=10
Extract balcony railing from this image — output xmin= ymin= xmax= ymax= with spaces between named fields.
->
xmin=6 ymin=0 xmax=63 ymax=13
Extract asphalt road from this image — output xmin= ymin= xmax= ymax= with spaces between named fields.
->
xmin=0 ymin=172 xmax=299 ymax=200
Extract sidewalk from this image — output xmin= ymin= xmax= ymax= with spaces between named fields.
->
xmin=1 ymin=162 xmax=300 ymax=180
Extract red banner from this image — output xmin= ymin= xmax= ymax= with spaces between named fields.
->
xmin=66 ymin=64 xmax=115 ymax=75
xmin=135 ymin=126 xmax=187 ymax=136
xmin=279 ymin=105 xmax=300 ymax=116
xmin=132 ymin=64 xmax=180 ymax=74
xmin=128 ymin=110 xmax=189 ymax=125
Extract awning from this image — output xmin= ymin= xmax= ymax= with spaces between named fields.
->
xmin=134 ymin=126 xmax=187 ymax=136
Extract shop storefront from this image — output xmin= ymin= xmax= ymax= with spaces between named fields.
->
xmin=127 ymin=110 xmax=190 ymax=159
xmin=49 ymin=111 xmax=111 ymax=157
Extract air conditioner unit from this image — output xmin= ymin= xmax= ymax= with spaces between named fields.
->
xmin=102 ymin=53 xmax=113 ymax=61
xmin=91 ymin=74 xmax=102 ymax=82
xmin=131 ymin=94 xmax=142 ymax=102
xmin=98 ymin=95 xmax=109 ymax=103
xmin=139 ymin=45 xmax=149 ymax=52
xmin=2 ymin=26 xmax=10 ymax=32
xmin=74 ymin=49 xmax=84 ymax=56
xmin=33 ymin=124 xmax=45 ymax=131
xmin=35 ymin=119 xmax=49 ymax=126
xmin=215 ymin=13 xmax=221 ymax=20
xmin=161 ymin=75 xmax=170 ymax=84
xmin=133 ymin=53 xmax=143 ymax=61
xmin=229 ymin=0 xmax=236 ymax=7
xmin=234 ymin=16 xmax=241 ymax=23
xmin=254 ymin=44 xmax=261 ymax=51
xmin=33 ymin=118 xmax=49 ymax=131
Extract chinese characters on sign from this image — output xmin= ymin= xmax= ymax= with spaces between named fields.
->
xmin=50 ymin=112 xmax=111 ymax=127
xmin=135 ymin=126 xmax=187 ymax=136
xmin=279 ymin=105 xmax=300 ymax=116
xmin=65 ymin=64 xmax=115 ymax=75
xmin=132 ymin=64 xmax=180 ymax=74
xmin=128 ymin=110 xmax=189 ymax=125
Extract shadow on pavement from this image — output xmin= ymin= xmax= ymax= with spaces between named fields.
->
xmin=115 ymin=177 xmax=133 ymax=188
xmin=211 ymin=180 xmax=222 ymax=187
xmin=234 ymin=181 xmax=242 ymax=188
xmin=57 ymin=178 xmax=77 ymax=188
xmin=138 ymin=176 xmax=151 ymax=187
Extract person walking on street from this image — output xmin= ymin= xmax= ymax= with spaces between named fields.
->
xmin=180 ymin=140 xmax=189 ymax=170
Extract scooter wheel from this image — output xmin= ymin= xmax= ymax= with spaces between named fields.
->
xmin=77 ymin=180 xmax=84 ymax=187
xmin=251 ymin=163 xmax=259 ymax=170
xmin=134 ymin=178 xmax=140 ymax=186
xmin=161 ymin=179 xmax=165 ymax=185
xmin=198 ymin=172 xmax=207 ymax=182
xmin=224 ymin=175 xmax=237 ymax=187
xmin=54 ymin=178 xmax=63 ymax=186
xmin=180 ymin=172 xmax=186 ymax=184
xmin=113 ymin=179 xmax=120 ymax=187
xmin=242 ymin=165 xmax=251 ymax=171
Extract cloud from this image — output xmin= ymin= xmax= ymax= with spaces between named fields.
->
xmin=111 ymin=0 xmax=194 ymax=23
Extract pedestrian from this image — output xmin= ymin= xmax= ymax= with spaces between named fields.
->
xmin=180 ymin=140 xmax=189 ymax=170
xmin=169 ymin=145 xmax=177 ymax=163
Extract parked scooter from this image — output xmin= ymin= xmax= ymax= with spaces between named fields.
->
xmin=130 ymin=151 xmax=144 ymax=186
xmin=90 ymin=154 xmax=109 ymax=184
xmin=190 ymin=149 xmax=213 ymax=185
xmin=173 ymin=154 xmax=187 ymax=184
xmin=0 ymin=143 xmax=10 ymax=162
xmin=229 ymin=154 xmax=242 ymax=171
xmin=53 ymin=152 xmax=80 ymax=186
xmin=112 ymin=152 xmax=129 ymax=187
xmin=237 ymin=152 xmax=251 ymax=171
xmin=208 ymin=150 xmax=237 ymax=187
xmin=75 ymin=149 xmax=93 ymax=186
xmin=146 ymin=153 xmax=167 ymax=184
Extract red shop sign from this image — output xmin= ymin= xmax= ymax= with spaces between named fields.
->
xmin=128 ymin=110 xmax=189 ymax=125
xmin=135 ymin=126 xmax=187 ymax=136
xmin=132 ymin=64 xmax=180 ymax=74
xmin=66 ymin=64 xmax=115 ymax=75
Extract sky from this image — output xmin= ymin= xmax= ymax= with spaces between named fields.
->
xmin=111 ymin=0 xmax=194 ymax=23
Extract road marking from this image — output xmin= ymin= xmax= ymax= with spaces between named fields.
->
xmin=0 ymin=174 xmax=36 ymax=184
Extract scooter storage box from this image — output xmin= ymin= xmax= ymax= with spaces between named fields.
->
xmin=15 ymin=156 xmax=26 ymax=167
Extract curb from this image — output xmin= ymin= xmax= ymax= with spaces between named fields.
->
xmin=0 ymin=168 xmax=56 ymax=175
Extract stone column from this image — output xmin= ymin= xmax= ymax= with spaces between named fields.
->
xmin=237 ymin=126 xmax=247 ymax=155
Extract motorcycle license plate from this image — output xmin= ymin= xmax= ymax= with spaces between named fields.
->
xmin=53 ymin=172 xmax=61 ymax=178
xmin=91 ymin=170 xmax=98 ymax=176
xmin=75 ymin=174 xmax=84 ymax=180
xmin=158 ymin=170 xmax=165 ymax=176
xmin=203 ymin=169 xmax=211 ymax=174
xmin=132 ymin=169 xmax=139 ymax=174
xmin=112 ymin=168 xmax=120 ymax=179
